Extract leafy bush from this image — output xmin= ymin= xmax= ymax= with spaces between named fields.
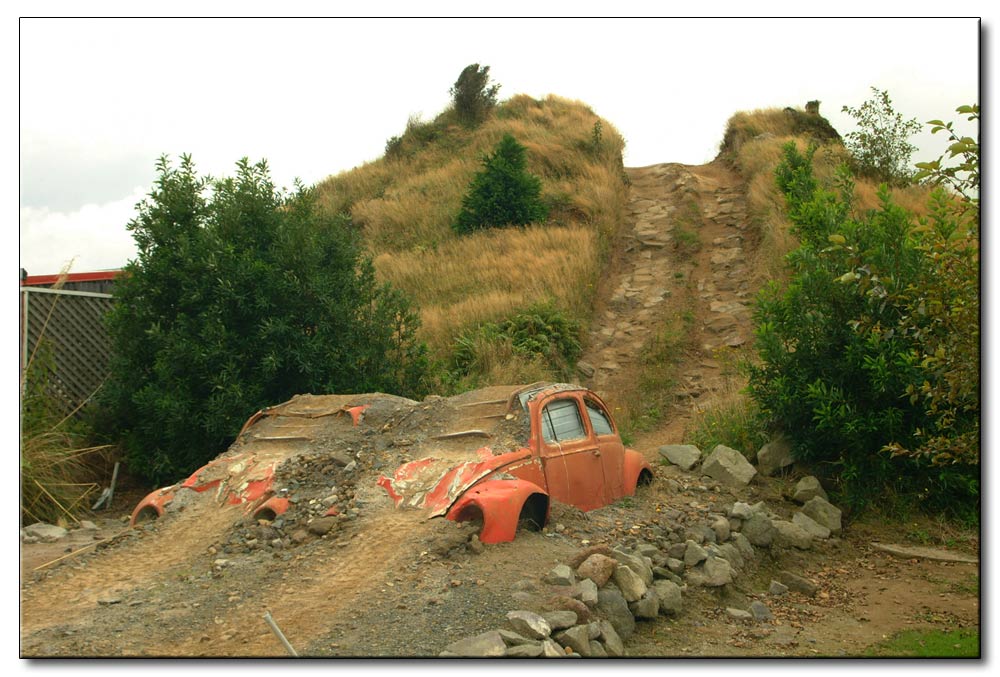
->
xmin=841 ymin=87 xmax=922 ymax=186
xmin=102 ymin=155 xmax=429 ymax=485
xmin=450 ymin=63 xmax=500 ymax=127
xmin=451 ymin=303 xmax=581 ymax=383
xmin=453 ymin=133 xmax=548 ymax=234
xmin=748 ymin=140 xmax=978 ymax=516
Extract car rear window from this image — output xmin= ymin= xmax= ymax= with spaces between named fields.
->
xmin=586 ymin=401 xmax=615 ymax=435
xmin=541 ymin=399 xmax=587 ymax=443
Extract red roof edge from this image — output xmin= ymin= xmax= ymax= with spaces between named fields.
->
xmin=21 ymin=270 xmax=123 ymax=286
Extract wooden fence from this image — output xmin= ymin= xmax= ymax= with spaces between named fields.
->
xmin=20 ymin=287 xmax=115 ymax=417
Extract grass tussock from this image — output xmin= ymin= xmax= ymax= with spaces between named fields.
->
xmin=316 ymin=93 xmax=627 ymax=357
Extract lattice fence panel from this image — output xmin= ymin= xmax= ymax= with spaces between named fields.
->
xmin=21 ymin=289 xmax=115 ymax=417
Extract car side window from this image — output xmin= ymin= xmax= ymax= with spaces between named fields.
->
xmin=585 ymin=401 xmax=615 ymax=436
xmin=541 ymin=398 xmax=587 ymax=443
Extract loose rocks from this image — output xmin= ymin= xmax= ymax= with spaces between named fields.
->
xmin=701 ymin=445 xmax=757 ymax=488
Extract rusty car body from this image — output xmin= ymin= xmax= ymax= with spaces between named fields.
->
xmin=130 ymin=383 xmax=653 ymax=544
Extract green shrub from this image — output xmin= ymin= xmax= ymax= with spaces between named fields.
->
xmin=454 ymin=133 xmax=548 ymax=234
xmin=748 ymin=140 xmax=978 ymax=516
xmin=450 ymin=63 xmax=500 ymax=128
xmin=451 ymin=303 xmax=581 ymax=383
xmin=102 ymin=155 xmax=429 ymax=485
xmin=841 ymin=87 xmax=922 ymax=186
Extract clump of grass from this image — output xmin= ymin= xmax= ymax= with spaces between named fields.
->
xmin=865 ymin=629 xmax=979 ymax=658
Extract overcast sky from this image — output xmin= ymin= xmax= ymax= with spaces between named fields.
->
xmin=16 ymin=12 xmax=983 ymax=276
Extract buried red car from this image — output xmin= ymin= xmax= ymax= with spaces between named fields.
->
xmin=130 ymin=383 xmax=653 ymax=544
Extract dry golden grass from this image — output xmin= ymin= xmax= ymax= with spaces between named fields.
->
xmin=726 ymin=108 xmax=933 ymax=283
xmin=314 ymin=94 xmax=627 ymax=357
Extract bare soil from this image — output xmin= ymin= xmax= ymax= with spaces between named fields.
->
xmin=18 ymin=161 xmax=980 ymax=658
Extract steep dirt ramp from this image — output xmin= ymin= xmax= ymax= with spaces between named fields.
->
xmin=142 ymin=507 xmax=435 ymax=656
xmin=580 ymin=160 xmax=756 ymax=449
xmin=20 ymin=499 xmax=242 ymax=636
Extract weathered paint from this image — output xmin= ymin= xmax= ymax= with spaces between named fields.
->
xmin=445 ymin=479 xmax=549 ymax=543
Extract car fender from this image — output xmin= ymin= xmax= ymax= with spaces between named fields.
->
xmin=623 ymin=448 xmax=654 ymax=494
xmin=445 ymin=478 xmax=549 ymax=544
xmin=129 ymin=488 xmax=175 ymax=526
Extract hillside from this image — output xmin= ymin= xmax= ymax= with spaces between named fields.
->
xmin=20 ymin=100 xmax=977 ymax=658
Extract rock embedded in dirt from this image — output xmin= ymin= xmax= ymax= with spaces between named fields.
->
xmin=506 ymin=610 xmax=552 ymax=640
xmin=543 ymin=596 xmax=593 ymax=624
xmin=555 ymin=625 xmax=592 ymax=656
xmin=653 ymin=580 xmax=683 ymax=615
xmin=612 ymin=565 xmax=648 ymax=603
xmin=684 ymin=540 xmax=708 ymax=567
xmin=505 ymin=642 xmax=544 ymax=657
xmin=792 ymin=512 xmax=831 ymax=540
xmin=577 ymin=578 xmax=599 ymax=607
xmin=777 ymin=570 xmax=819 ymax=597
xmin=629 ymin=589 xmax=660 ymax=620
xmin=768 ymin=580 xmax=789 ymax=596
xmin=711 ymin=515 xmax=731 ymax=543
xmin=749 ymin=600 xmax=773 ymax=621
xmin=441 ymin=630 xmax=507 ymax=657
xmin=597 ymin=620 xmax=625 ymax=657
xmin=658 ymin=444 xmax=702 ymax=471
xmin=596 ymin=588 xmax=635 ymax=640
xmin=543 ymin=564 xmax=575 ymax=586
xmin=540 ymin=638 xmax=565 ymax=657
xmin=772 ymin=520 xmax=813 ymax=550
xmin=729 ymin=502 xmax=753 ymax=520
xmin=801 ymin=496 xmax=842 ymax=534
xmin=542 ymin=610 xmax=578 ymax=632
xmin=498 ymin=629 xmax=532 ymax=646
xmin=687 ymin=556 xmax=733 ymax=587
xmin=741 ymin=513 xmax=776 ymax=548
xmin=702 ymin=445 xmax=757 ymax=488
xmin=727 ymin=607 xmax=752 ymax=621
xmin=576 ymin=554 xmax=616 ymax=587
xmin=792 ymin=476 xmax=828 ymax=503
xmin=306 ymin=517 xmax=339 ymax=536
xmin=23 ymin=523 xmax=69 ymax=543
xmin=755 ymin=435 xmax=795 ymax=476
xmin=611 ymin=549 xmax=654 ymax=585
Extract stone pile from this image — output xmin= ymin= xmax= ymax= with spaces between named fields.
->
xmin=440 ymin=438 xmax=844 ymax=657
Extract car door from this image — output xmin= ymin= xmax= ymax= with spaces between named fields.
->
xmin=584 ymin=397 xmax=626 ymax=504
xmin=537 ymin=394 xmax=607 ymax=511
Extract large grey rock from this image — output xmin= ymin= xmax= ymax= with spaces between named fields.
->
xmin=443 ymin=630 xmax=507 ymax=656
xmin=715 ymin=542 xmax=745 ymax=570
xmin=801 ymin=496 xmax=842 ymax=533
xmin=498 ymin=629 xmax=533 ymax=646
xmin=505 ymin=642 xmax=543 ymax=657
xmin=544 ymin=564 xmax=576 ymax=586
xmin=777 ymin=570 xmax=819 ymax=597
xmin=596 ymin=588 xmax=635 ymax=640
xmin=684 ymin=540 xmax=708 ymax=567
xmin=711 ymin=515 xmax=731 ymax=543
xmin=577 ymin=578 xmax=599 ymax=607
xmin=23 ymin=523 xmax=68 ymax=543
xmin=506 ymin=610 xmax=552 ymax=639
xmin=628 ymin=589 xmax=660 ymax=619
xmin=792 ymin=476 xmax=828 ymax=503
xmin=702 ymin=445 xmax=757 ymax=487
xmin=589 ymin=640 xmax=608 ymax=657
xmin=756 ymin=435 xmax=795 ymax=476
xmin=768 ymin=580 xmax=789 ymax=596
xmin=749 ymin=600 xmax=773 ymax=621
xmin=542 ymin=611 xmax=578 ymax=632
xmin=576 ymin=554 xmax=617 ymax=587
xmin=612 ymin=565 xmax=647 ymax=603
xmin=541 ymin=638 xmax=565 ymax=657
xmin=555 ymin=625 xmax=592 ymax=656
xmin=612 ymin=548 xmax=653 ymax=585
xmin=666 ymin=557 xmax=685 ymax=575
xmin=741 ymin=513 xmax=775 ymax=547
xmin=688 ymin=556 xmax=733 ymax=587
xmin=597 ymin=620 xmax=625 ymax=657
xmin=732 ymin=532 xmax=755 ymax=560
xmin=653 ymin=579 xmax=683 ymax=615
xmin=772 ymin=520 xmax=813 ymax=550
xmin=658 ymin=444 xmax=702 ymax=471
xmin=727 ymin=607 xmax=752 ymax=621
xmin=729 ymin=502 xmax=753 ymax=519
xmin=792 ymin=512 xmax=831 ymax=539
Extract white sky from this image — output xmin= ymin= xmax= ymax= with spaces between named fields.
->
xmin=14 ymin=11 xmax=983 ymax=276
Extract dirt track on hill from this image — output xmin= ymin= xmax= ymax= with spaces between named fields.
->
xmin=19 ymin=161 xmax=979 ymax=658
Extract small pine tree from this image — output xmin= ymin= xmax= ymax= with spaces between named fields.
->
xmin=450 ymin=63 xmax=500 ymax=127
xmin=454 ymin=134 xmax=548 ymax=234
